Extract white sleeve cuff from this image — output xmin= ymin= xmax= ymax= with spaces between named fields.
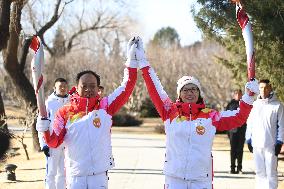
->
xmin=138 ymin=59 xmax=150 ymax=69
xmin=241 ymin=93 xmax=254 ymax=105
xmin=125 ymin=59 xmax=138 ymax=68
xmin=36 ymin=117 xmax=50 ymax=132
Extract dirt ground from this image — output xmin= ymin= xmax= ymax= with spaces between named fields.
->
xmin=0 ymin=133 xmax=45 ymax=189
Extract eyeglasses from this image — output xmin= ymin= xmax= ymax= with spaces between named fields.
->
xmin=80 ymin=84 xmax=97 ymax=91
xmin=181 ymin=87 xmax=199 ymax=93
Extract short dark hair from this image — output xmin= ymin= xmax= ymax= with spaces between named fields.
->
xmin=259 ymin=79 xmax=270 ymax=84
xmin=54 ymin=78 xmax=67 ymax=84
xmin=76 ymin=70 xmax=100 ymax=86
xmin=234 ymin=89 xmax=242 ymax=94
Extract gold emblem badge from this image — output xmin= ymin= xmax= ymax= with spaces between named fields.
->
xmin=93 ymin=118 xmax=101 ymax=128
xmin=201 ymin=108 xmax=212 ymax=113
xmin=176 ymin=116 xmax=187 ymax=122
xmin=196 ymin=125 xmax=205 ymax=135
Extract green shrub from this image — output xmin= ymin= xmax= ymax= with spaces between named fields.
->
xmin=154 ymin=124 xmax=165 ymax=134
xmin=112 ymin=113 xmax=143 ymax=126
xmin=140 ymin=98 xmax=159 ymax=118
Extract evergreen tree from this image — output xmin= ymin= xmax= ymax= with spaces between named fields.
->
xmin=151 ymin=27 xmax=180 ymax=48
xmin=192 ymin=0 xmax=284 ymax=101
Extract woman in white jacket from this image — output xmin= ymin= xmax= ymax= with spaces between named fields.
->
xmin=133 ymin=36 xmax=259 ymax=189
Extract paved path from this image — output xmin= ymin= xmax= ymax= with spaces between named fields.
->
xmin=109 ymin=133 xmax=284 ymax=189
xmin=110 ymin=134 xmax=165 ymax=189
xmin=1 ymin=131 xmax=284 ymax=188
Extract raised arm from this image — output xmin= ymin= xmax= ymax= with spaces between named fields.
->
xmin=212 ymin=79 xmax=259 ymax=131
xmin=135 ymin=37 xmax=172 ymax=121
xmin=107 ymin=37 xmax=138 ymax=115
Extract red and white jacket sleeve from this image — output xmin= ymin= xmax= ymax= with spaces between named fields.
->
xmin=141 ymin=66 xmax=172 ymax=121
xmin=211 ymin=101 xmax=252 ymax=131
xmin=106 ymin=67 xmax=137 ymax=115
xmin=43 ymin=107 xmax=67 ymax=148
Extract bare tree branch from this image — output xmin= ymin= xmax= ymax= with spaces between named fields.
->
xmin=66 ymin=10 xmax=119 ymax=52
xmin=26 ymin=2 xmax=37 ymax=31
xmin=19 ymin=37 xmax=32 ymax=72
xmin=37 ymin=0 xmax=62 ymax=36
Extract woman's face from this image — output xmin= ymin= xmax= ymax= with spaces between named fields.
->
xmin=179 ymin=83 xmax=200 ymax=103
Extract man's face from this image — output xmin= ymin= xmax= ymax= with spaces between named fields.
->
xmin=77 ymin=73 xmax=99 ymax=98
xmin=259 ymin=82 xmax=272 ymax=99
xmin=233 ymin=91 xmax=242 ymax=101
xmin=180 ymin=83 xmax=200 ymax=103
xmin=54 ymin=82 xmax=68 ymax=97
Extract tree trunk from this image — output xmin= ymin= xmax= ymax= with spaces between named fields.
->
xmin=0 ymin=0 xmax=11 ymax=50
xmin=0 ymin=91 xmax=7 ymax=130
xmin=2 ymin=1 xmax=40 ymax=151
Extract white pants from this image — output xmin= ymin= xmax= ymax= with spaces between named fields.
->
xmin=66 ymin=172 xmax=108 ymax=189
xmin=165 ymin=176 xmax=212 ymax=189
xmin=253 ymin=147 xmax=278 ymax=189
xmin=45 ymin=145 xmax=65 ymax=189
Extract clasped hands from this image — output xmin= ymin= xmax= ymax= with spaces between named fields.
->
xmin=125 ymin=36 xmax=149 ymax=69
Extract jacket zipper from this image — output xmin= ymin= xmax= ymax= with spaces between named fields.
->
xmin=189 ymin=104 xmax=192 ymax=121
xmin=86 ymin=98 xmax=89 ymax=114
xmin=186 ymin=103 xmax=192 ymax=179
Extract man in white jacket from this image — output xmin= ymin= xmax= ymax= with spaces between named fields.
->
xmin=36 ymin=37 xmax=138 ymax=189
xmin=246 ymin=79 xmax=284 ymax=189
xmin=38 ymin=78 xmax=69 ymax=189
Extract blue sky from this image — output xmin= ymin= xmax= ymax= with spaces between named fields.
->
xmin=129 ymin=0 xmax=202 ymax=46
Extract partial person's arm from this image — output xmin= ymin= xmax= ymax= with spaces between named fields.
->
xmin=107 ymin=67 xmax=137 ymax=115
xmin=245 ymin=109 xmax=253 ymax=141
xmin=141 ymin=67 xmax=172 ymax=121
xmin=212 ymin=80 xmax=258 ymax=131
xmin=275 ymin=104 xmax=284 ymax=155
xmin=212 ymin=101 xmax=252 ymax=131
xmin=42 ymin=107 xmax=67 ymax=148
xmin=136 ymin=37 xmax=172 ymax=121
xmin=276 ymin=103 xmax=284 ymax=143
xmin=37 ymin=101 xmax=50 ymax=149
xmin=106 ymin=37 xmax=138 ymax=115
xmin=38 ymin=129 xmax=47 ymax=149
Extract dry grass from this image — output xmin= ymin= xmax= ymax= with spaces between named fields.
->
xmin=5 ymin=106 xmax=26 ymax=127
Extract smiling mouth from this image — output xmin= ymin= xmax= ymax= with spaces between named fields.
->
xmin=185 ymin=96 xmax=195 ymax=100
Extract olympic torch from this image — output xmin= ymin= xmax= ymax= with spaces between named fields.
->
xmin=234 ymin=0 xmax=255 ymax=81
xmin=29 ymin=36 xmax=47 ymax=118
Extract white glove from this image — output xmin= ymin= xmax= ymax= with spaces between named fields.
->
xmin=135 ymin=36 xmax=150 ymax=69
xmin=241 ymin=79 xmax=259 ymax=105
xmin=36 ymin=117 xmax=50 ymax=132
xmin=125 ymin=37 xmax=138 ymax=68
xmin=245 ymin=79 xmax=259 ymax=95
